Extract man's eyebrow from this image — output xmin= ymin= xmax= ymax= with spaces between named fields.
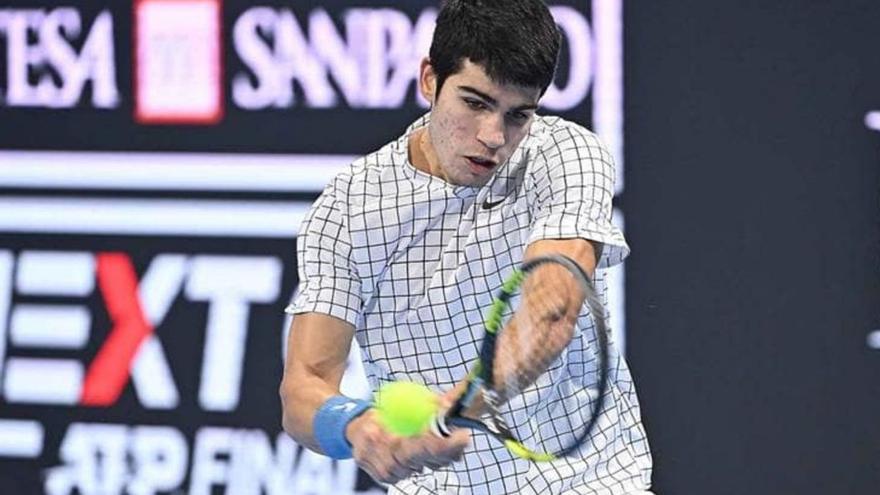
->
xmin=458 ymin=85 xmax=539 ymax=112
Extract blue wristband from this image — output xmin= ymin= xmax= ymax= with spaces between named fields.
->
xmin=313 ymin=396 xmax=371 ymax=459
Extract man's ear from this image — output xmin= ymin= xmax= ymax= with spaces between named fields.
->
xmin=418 ymin=57 xmax=436 ymax=104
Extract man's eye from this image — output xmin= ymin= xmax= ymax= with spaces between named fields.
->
xmin=464 ymin=98 xmax=486 ymax=110
xmin=508 ymin=112 xmax=530 ymax=124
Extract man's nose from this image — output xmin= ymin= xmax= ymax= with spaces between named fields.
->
xmin=476 ymin=114 xmax=505 ymax=149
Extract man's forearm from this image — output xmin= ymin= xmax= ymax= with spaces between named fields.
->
xmin=281 ymin=312 xmax=357 ymax=453
xmin=280 ymin=372 xmax=344 ymax=453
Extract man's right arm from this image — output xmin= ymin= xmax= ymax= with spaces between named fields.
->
xmin=279 ymin=312 xmax=355 ymax=452
xmin=279 ymin=312 xmax=470 ymax=484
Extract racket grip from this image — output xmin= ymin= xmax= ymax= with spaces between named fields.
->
xmin=430 ymin=413 xmax=452 ymax=438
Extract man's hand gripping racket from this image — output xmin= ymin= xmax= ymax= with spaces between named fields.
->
xmin=431 ymin=254 xmax=609 ymax=462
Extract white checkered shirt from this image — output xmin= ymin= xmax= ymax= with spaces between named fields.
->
xmin=288 ymin=114 xmax=652 ymax=494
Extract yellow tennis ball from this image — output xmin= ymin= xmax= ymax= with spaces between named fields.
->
xmin=375 ymin=381 xmax=438 ymax=436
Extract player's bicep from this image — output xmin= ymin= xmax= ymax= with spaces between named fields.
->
xmin=283 ymin=312 xmax=355 ymax=387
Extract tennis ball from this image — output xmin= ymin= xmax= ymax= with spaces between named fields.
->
xmin=374 ymin=381 xmax=438 ymax=436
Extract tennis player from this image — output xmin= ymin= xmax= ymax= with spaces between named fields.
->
xmin=280 ymin=0 xmax=653 ymax=493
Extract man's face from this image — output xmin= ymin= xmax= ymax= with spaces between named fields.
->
xmin=418 ymin=59 xmax=541 ymax=187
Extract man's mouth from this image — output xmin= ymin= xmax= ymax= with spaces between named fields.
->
xmin=467 ymin=156 xmax=497 ymax=169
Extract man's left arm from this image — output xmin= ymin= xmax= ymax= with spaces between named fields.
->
xmin=489 ymin=123 xmax=623 ymax=397
xmin=525 ymin=238 xmax=601 ymax=278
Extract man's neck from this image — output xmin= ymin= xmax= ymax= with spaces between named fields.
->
xmin=408 ymin=127 xmax=449 ymax=183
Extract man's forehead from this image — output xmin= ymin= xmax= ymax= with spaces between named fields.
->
xmin=449 ymin=62 xmax=541 ymax=106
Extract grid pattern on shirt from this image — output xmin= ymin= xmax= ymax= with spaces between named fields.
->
xmin=288 ymin=115 xmax=652 ymax=494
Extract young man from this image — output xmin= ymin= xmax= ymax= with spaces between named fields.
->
xmin=280 ymin=0 xmax=653 ymax=493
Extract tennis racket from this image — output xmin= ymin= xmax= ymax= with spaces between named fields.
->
xmin=432 ymin=253 xmax=609 ymax=462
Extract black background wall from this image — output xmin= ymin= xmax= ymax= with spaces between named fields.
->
xmin=625 ymin=1 xmax=880 ymax=493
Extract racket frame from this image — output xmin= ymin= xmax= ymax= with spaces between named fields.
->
xmin=433 ymin=254 xmax=609 ymax=462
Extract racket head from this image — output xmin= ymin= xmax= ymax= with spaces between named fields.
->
xmin=440 ymin=254 xmax=610 ymax=461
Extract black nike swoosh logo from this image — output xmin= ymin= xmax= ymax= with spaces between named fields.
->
xmin=482 ymin=197 xmax=506 ymax=210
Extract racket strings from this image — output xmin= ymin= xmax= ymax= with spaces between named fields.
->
xmin=448 ymin=256 xmax=609 ymax=460
xmin=492 ymin=264 xmax=586 ymax=408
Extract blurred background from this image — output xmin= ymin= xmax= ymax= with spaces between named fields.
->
xmin=0 ymin=0 xmax=878 ymax=493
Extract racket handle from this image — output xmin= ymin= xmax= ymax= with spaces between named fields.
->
xmin=430 ymin=413 xmax=452 ymax=438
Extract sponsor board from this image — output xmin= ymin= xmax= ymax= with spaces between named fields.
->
xmin=0 ymin=2 xmax=620 ymax=159
xmin=0 ymin=7 xmax=118 ymax=108
xmin=133 ymin=0 xmax=224 ymax=124
xmin=0 ymin=241 xmax=379 ymax=494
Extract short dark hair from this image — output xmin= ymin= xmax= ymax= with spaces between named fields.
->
xmin=429 ymin=0 xmax=561 ymax=97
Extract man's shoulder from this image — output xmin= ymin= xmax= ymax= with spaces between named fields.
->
xmin=530 ymin=115 xmax=604 ymax=151
xmin=324 ymin=137 xmax=406 ymax=198
xmin=514 ymin=116 xmax=614 ymax=182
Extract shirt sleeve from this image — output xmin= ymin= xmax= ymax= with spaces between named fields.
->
xmin=285 ymin=188 xmax=363 ymax=325
xmin=527 ymin=122 xmax=630 ymax=268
